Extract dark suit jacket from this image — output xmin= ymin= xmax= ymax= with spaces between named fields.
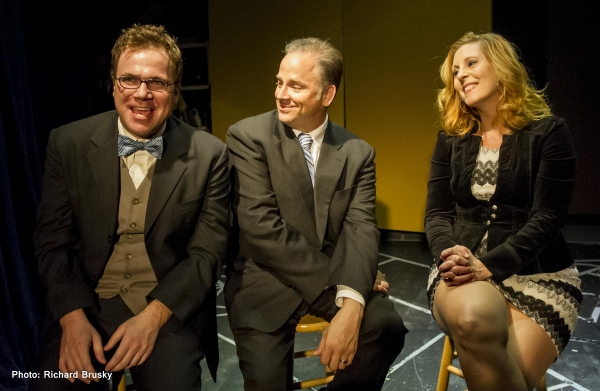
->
xmin=34 ymin=110 xmax=230 ymax=379
xmin=225 ymin=110 xmax=380 ymax=333
xmin=425 ymin=116 xmax=575 ymax=282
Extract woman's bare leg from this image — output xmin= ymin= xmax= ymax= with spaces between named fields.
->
xmin=433 ymin=281 xmax=527 ymax=390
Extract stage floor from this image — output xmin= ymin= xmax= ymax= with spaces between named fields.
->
xmin=199 ymin=224 xmax=600 ymax=391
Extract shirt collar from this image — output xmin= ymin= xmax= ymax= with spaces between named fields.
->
xmin=291 ymin=114 xmax=328 ymax=145
xmin=118 ymin=118 xmax=167 ymax=141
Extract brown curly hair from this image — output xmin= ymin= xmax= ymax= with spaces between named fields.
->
xmin=110 ymin=24 xmax=182 ymax=88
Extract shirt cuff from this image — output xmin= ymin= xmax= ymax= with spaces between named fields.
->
xmin=335 ymin=285 xmax=365 ymax=307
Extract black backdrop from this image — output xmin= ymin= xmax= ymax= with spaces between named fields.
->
xmin=1 ymin=0 xmax=598 ymax=389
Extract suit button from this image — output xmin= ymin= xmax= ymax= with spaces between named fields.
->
xmin=126 ymin=254 xmax=133 ymax=260
xmin=132 ymin=198 xmax=139 ymax=205
xmin=130 ymin=223 xmax=136 ymax=228
xmin=106 ymin=236 xmax=112 ymax=243
xmin=124 ymin=273 xmax=132 ymax=279
xmin=120 ymin=287 xmax=128 ymax=294
xmin=126 ymin=234 xmax=133 ymax=239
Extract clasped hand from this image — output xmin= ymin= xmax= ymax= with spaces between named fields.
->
xmin=58 ymin=300 xmax=171 ymax=383
xmin=439 ymin=245 xmax=492 ymax=286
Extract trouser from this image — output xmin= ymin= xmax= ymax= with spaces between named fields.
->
xmin=30 ymin=296 xmax=204 ymax=391
xmin=232 ymin=289 xmax=408 ymax=391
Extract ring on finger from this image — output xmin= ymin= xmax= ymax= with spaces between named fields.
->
xmin=340 ymin=359 xmax=348 ymax=364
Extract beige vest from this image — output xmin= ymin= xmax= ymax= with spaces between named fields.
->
xmin=96 ymin=162 xmax=158 ymax=314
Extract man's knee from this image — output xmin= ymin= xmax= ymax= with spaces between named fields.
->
xmin=363 ymin=296 xmax=407 ymax=350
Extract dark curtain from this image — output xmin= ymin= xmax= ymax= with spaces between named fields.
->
xmin=0 ymin=0 xmax=45 ymax=390
xmin=493 ymin=0 xmax=600 ymax=215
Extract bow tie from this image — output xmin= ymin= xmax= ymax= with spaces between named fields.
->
xmin=117 ymin=134 xmax=164 ymax=159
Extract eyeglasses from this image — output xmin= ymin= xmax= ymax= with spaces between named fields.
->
xmin=115 ymin=76 xmax=175 ymax=92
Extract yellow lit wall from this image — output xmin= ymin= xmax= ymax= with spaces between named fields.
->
xmin=341 ymin=1 xmax=491 ymax=231
xmin=208 ymin=1 xmax=345 ymax=141
xmin=209 ymin=0 xmax=491 ymax=232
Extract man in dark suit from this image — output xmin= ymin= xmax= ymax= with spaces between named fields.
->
xmin=32 ymin=24 xmax=229 ymax=390
xmin=226 ymin=38 xmax=407 ymax=391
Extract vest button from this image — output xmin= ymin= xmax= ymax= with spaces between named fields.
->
xmin=126 ymin=254 xmax=133 ymax=260
xmin=486 ymin=220 xmax=491 ymax=225
xmin=130 ymin=223 xmax=136 ymax=228
xmin=120 ymin=287 xmax=128 ymax=294
xmin=132 ymin=198 xmax=139 ymax=205
xmin=491 ymin=213 xmax=497 ymax=219
xmin=126 ymin=234 xmax=133 ymax=239
xmin=492 ymin=205 xmax=498 ymax=210
xmin=124 ymin=273 xmax=132 ymax=279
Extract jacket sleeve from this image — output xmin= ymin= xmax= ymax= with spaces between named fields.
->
xmin=34 ymin=129 xmax=95 ymax=321
xmin=327 ymin=145 xmax=379 ymax=301
xmin=424 ymin=130 xmax=458 ymax=263
xmin=148 ymin=143 xmax=231 ymax=322
xmin=481 ymin=118 xmax=576 ymax=281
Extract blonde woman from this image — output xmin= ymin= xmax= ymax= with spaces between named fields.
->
xmin=425 ymin=32 xmax=582 ymax=391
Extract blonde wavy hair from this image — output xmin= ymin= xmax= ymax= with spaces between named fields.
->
xmin=437 ymin=32 xmax=552 ymax=136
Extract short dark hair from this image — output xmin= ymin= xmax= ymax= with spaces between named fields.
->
xmin=284 ymin=37 xmax=343 ymax=91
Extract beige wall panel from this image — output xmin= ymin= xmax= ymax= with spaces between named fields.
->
xmin=342 ymin=1 xmax=491 ymax=231
xmin=209 ymin=0 xmax=344 ymax=142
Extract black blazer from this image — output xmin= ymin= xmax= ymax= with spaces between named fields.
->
xmin=225 ymin=110 xmax=380 ymax=333
xmin=34 ymin=111 xmax=230 ymax=379
xmin=425 ymin=116 xmax=576 ymax=282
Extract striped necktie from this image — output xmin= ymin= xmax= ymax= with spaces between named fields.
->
xmin=298 ymin=132 xmax=315 ymax=186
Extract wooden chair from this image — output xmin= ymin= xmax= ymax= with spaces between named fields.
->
xmin=292 ymin=314 xmax=335 ymax=390
xmin=436 ymin=336 xmax=547 ymax=391
xmin=117 ymin=374 xmax=126 ymax=391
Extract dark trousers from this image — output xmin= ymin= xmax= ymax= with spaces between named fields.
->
xmin=29 ymin=296 xmax=204 ymax=391
xmin=232 ymin=290 xmax=407 ymax=391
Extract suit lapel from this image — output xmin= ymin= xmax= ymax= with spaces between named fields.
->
xmin=88 ymin=113 xmax=120 ymax=231
xmin=273 ymin=120 xmax=316 ymax=228
xmin=146 ymin=117 xmax=189 ymax=233
xmin=314 ymin=122 xmax=346 ymax=243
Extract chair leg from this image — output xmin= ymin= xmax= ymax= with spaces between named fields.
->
xmin=436 ymin=336 xmax=454 ymax=391
xmin=118 ymin=373 xmax=126 ymax=391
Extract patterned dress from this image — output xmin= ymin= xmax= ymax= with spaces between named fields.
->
xmin=427 ymin=146 xmax=582 ymax=356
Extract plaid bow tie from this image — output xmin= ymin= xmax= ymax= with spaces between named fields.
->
xmin=117 ymin=134 xmax=164 ymax=159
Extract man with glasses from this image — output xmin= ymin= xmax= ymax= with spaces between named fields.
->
xmin=32 ymin=24 xmax=229 ymax=390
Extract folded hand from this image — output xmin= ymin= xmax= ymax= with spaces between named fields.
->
xmin=440 ymin=245 xmax=492 ymax=286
